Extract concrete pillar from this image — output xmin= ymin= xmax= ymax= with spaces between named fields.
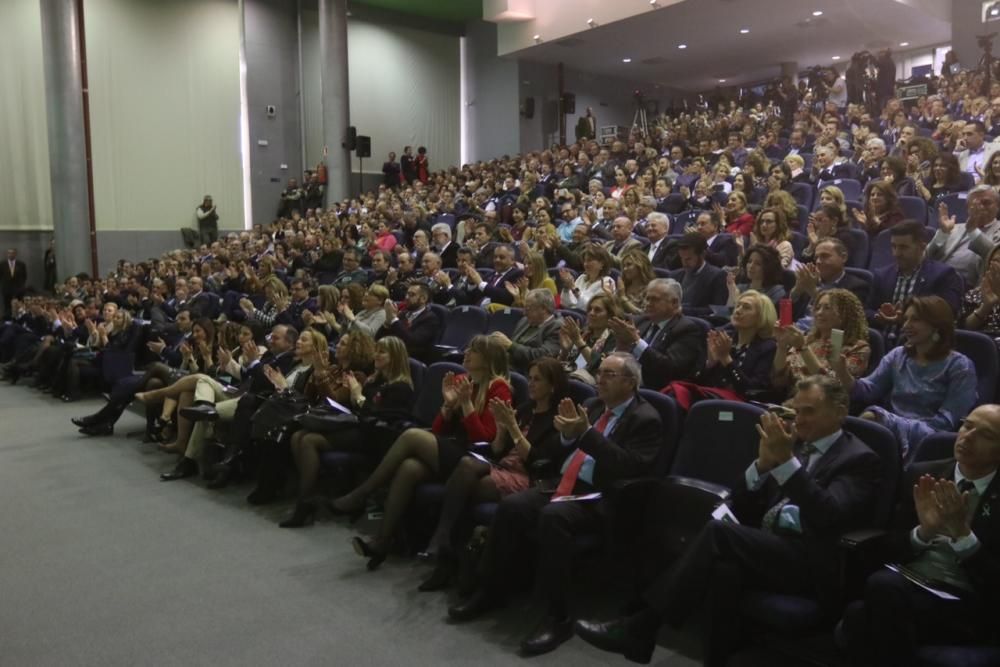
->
xmin=39 ymin=0 xmax=94 ymax=279
xmin=318 ymin=0 xmax=350 ymax=202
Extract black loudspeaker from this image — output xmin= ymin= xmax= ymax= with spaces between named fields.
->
xmin=562 ymin=92 xmax=576 ymax=114
xmin=345 ymin=126 xmax=357 ymax=150
xmin=522 ymin=97 xmax=535 ymax=119
xmin=355 ymin=136 xmax=371 ymax=158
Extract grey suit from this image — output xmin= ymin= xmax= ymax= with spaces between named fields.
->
xmin=925 ymin=220 xmax=1000 ymax=287
xmin=603 ymin=237 xmax=643 ymax=267
xmin=509 ymin=314 xmax=563 ymax=374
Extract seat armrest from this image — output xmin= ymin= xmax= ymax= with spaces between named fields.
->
xmin=839 ymin=528 xmax=888 ymax=550
xmin=664 ymin=475 xmax=732 ymax=502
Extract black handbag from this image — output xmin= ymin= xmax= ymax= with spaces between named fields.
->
xmin=295 ymin=406 xmax=360 ymax=434
xmin=250 ymin=390 xmax=310 ymax=440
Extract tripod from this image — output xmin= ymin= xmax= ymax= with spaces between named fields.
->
xmin=632 ymin=102 xmax=649 ymax=139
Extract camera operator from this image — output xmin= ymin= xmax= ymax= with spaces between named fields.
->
xmin=825 ymin=66 xmax=847 ymax=110
xmin=876 ymin=49 xmax=897 ymax=112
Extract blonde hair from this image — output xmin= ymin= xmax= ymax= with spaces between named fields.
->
xmin=784 ymin=154 xmax=805 ymax=170
xmin=375 ymin=336 xmax=413 ymax=387
xmin=525 ymin=251 xmax=550 ymax=291
xmin=466 ymin=335 xmax=511 ymax=411
xmin=737 ymin=290 xmax=776 ymax=338
xmin=317 ymin=284 xmax=340 ymax=311
xmin=819 ymin=185 xmax=848 ymax=217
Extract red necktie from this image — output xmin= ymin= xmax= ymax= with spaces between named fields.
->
xmin=553 ymin=410 xmax=612 ymax=498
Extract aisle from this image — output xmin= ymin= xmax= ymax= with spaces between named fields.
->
xmin=0 ymin=386 xmax=697 ymax=666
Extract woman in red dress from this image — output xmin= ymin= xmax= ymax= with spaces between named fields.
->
xmin=416 ymin=146 xmax=429 ymax=183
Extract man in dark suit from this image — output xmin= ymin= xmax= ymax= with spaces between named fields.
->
xmin=693 ymin=211 xmax=740 ymax=268
xmin=433 ymin=248 xmax=479 ymax=306
xmin=841 ymin=404 xmax=1000 ymax=665
xmin=671 ymin=233 xmax=729 ymax=316
xmin=185 ymin=276 xmax=221 ymax=320
xmin=602 ymin=217 xmax=644 ymax=267
xmin=791 ymin=238 xmax=871 ymax=322
xmin=377 ymin=283 xmax=440 ymax=363
xmin=448 ymin=352 xmax=664 ymax=655
xmin=381 ymin=151 xmax=401 ymax=188
xmin=644 ymin=213 xmax=673 ymax=270
xmin=1 ymin=248 xmax=28 ymax=320
xmin=811 ymin=144 xmax=858 ymax=184
xmin=491 ymin=288 xmax=563 ymax=375
xmin=430 ymin=222 xmax=458 ymax=269
xmin=470 ymin=244 xmax=523 ymax=307
xmin=868 ymin=222 xmax=964 ymax=342
xmin=574 ymin=375 xmax=882 ymax=665
xmin=610 ymin=277 xmax=705 ymax=389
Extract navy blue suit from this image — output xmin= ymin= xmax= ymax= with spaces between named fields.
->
xmin=867 ymin=260 xmax=964 ymax=319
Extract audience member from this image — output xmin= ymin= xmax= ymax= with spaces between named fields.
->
xmin=490 ymin=288 xmax=562 ymax=375
xmin=726 ymin=244 xmax=787 ymax=308
xmin=927 ymin=185 xmax=1000 ymax=286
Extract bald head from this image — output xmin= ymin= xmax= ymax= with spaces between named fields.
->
xmin=956 ymin=404 xmax=1000 ymax=478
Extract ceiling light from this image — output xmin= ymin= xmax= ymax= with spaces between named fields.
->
xmin=533 ymin=34 xmax=540 ymax=41
xmin=586 ymin=18 xmax=595 ymax=26
xmin=899 ymin=41 xmax=909 ymax=46
xmin=677 ymin=44 xmax=687 ymax=49
xmin=739 ymin=28 xmax=750 ymax=34
xmin=622 ymin=58 xmax=632 ymax=63
xmin=832 ymin=55 xmax=841 ymax=60
xmin=719 ymin=79 xmax=727 ymax=83
xmin=812 ymin=10 xmax=823 ymax=16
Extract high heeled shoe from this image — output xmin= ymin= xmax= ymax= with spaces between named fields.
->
xmin=418 ymin=551 xmax=456 ymax=592
xmin=351 ymin=536 xmax=388 ymax=571
xmin=279 ymin=501 xmax=317 ymax=528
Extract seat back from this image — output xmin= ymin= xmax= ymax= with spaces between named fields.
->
xmin=510 ymin=372 xmax=529 ymax=407
xmin=487 ymin=307 xmax=523 ymax=338
xmin=408 ymin=358 xmax=426 ymax=395
xmin=426 ymin=304 xmax=449 ymax=343
xmin=908 ymin=431 xmax=957 ymax=466
xmin=412 ymin=362 xmax=466 ymax=425
xmin=558 ymin=308 xmax=586 ymax=325
xmin=818 ymin=178 xmax=862 ymax=203
xmin=937 ymin=192 xmax=969 ymax=225
xmin=567 ymin=379 xmax=597 ymax=405
xmin=638 ymin=389 xmax=682 ymax=475
xmin=788 ymin=182 xmax=815 ymax=210
xmin=867 ymin=229 xmax=893 ymax=270
xmin=671 ymin=210 xmax=701 ymax=235
xmin=789 ymin=231 xmax=808 ymax=259
xmin=898 ymin=195 xmax=928 ymax=225
xmin=670 ymin=400 xmax=766 ymax=490
xmin=867 ymin=328 xmax=886 ymax=374
xmin=842 ymin=416 xmax=900 ymax=528
xmin=439 ymin=305 xmax=488 ymax=348
xmin=844 ymin=228 xmax=870 ymax=269
xmin=955 ymin=330 xmax=999 ymax=405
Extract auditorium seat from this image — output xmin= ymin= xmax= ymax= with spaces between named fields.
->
xmin=437 ymin=305 xmax=488 ymax=349
xmin=788 ymin=183 xmax=814 ymax=211
xmin=908 ymin=431 xmax=956 ymax=466
xmin=955 ymin=330 xmax=999 ymax=405
xmin=487 ymin=307 xmax=522 ymax=338
xmin=819 ymin=178 xmax=862 ymax=203
xmin=844 ymin=228 xmax=870 ymax=269
xmin=412 ymin=361 xmax=465 ymax=426
xmin=937 ymin=192 xmax=968 ymax=225
xmin=898 ymin=195 xmax=928 ymax=225
xmin=867 ymin=229 xmax=893 ymax=270
xmin=671 ymin=210 xmax=700 ymax=235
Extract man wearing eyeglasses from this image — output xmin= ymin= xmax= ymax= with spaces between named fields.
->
xmin=448 ymin=352 xmax=663 ymax=656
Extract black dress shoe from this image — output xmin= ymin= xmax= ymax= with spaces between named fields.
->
xmin=80 ymin=422 xmax=113 ymax=437
xmin=447 ymin=588 xmax=503 ymax=622
xmin=72 ymin=415 xmax=96 ymax=428
xmin=418 ymin=551 xmax=456 ymax=592
xmin=160 ymin=457 xmax=198 ymax=481
xmin=180 ymin=402 xmax=219 ymax=422
xmin=520 ymin=616 xmax=573 ymax=656
xmin=206 ymin=464 xmax=233 ymax=489
xmin=573 ymin=617 xmax=656 ymax=664
xmin=279 ymin=501 xmax=317 ymax=528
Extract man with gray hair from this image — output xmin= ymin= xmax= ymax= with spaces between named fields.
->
xmin=645 ymin=212 xmax=672 ymax=269
xmin=448 ymin=351 xmax=664 ymax=656
xmin=610 ymin=277 xmax=705 ymax=389
xmin=431 ymin=222 xmax=457 ymax=268
xmin=490 ymin=288 xmax=563 ymax=374
xmin=928 ymin=185 xmax=1000 ymax=286
xmin=860 ymin=136 xmax=887 ymax=185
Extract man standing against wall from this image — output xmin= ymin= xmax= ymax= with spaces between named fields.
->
xmin=195 ymin=195 xmax=219 ymax=244
xmin=1 ymin=248 xmax=27 ymax=320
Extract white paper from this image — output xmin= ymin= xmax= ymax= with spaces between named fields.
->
xmin=885 ymin=564 xmax=961 ymax=601
xmin=324 ymin=397 xmax=352 ymax=414
xmin=712 ymin=504 xmax=740 ymax=524
xmin=551 ymin=492 xmax=603 ymax=503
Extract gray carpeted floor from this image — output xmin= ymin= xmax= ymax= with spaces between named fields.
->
xmin=0 ymin=386 xmax=701 ymax=666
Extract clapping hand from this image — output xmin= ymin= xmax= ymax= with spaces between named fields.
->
xmin=504 ymin=281 xmax=519 ymax=299
xmin=147 ymin=337 xmax=166 ymax=355
xmin=453 ymin=374 xmax=475 ymax=406
xmin=914 ymin=475 xmax=973 ymax=541
xmin=490 ymin=331 xmax=513 ymax=349
xmin=706 ymin=329 xmax=734 ymax=367
xmin=774 ymin=324 xmax=806 ymax=352
xmin=488 ymin=397 xmax=518 ymax=432
xmin=383 ymin=299 xmax=399 ymax=322
xmin=239 ymin=297 xmax=254 ymax=314
xmin=179 ymin=341 xmax=193 ymax=358
xmin=441 ymin=371 xmax=460 ymax=407
xmin=217 ymin=346 xmax=233 ymax=369
xmin=875 ymin=302 xmax=901 ymax=326
xmin=981 ymin=267 xmax=1000 ymax=308
xmin=609 ymin=316 xmax=641 ymax=349
xmin=793 ymin=263 xmax=820 ymax=297
xmin=263 ymin=363 xmax=287 ymax=389
xmin=344 ymin=373 xmax=363 ymax=403
xmin=553 ymin=397 xmax=591 ymax=439
xmin=937 ymin=202 xmax=957 ymax=234
xmin=755 ymin=411 xmax=796 ymax=472
xmin=337 ymin=301 xmax=355 ymax=321
xmin=559 ymin=268 xmax=576 ymax=290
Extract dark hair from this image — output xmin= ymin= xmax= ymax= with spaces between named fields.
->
xmin=676 ymin=231 xmax=708 ymax=254
xmin=528 ymin=357 xmax=570 ymax=406
xmin=903 ymin=295 xmax=955 ymax=360
xmin=741 ymin=244 xmax=784 ymax=287
xmin=865 ymin=179 xmax=901 ymax=218
xmin=409 ymin=282 xmax=431 ymax=301
xmin=889 ymin=220 xmax=927 ymax=242
xmin=193 ymin=317 xmax=216 ymax=345
xmin=770 ymin=162 xmax=792 ymax=181
xmin=882 ymin=156 xmax=907 ymax=182
xmin=795 ymin=374 xmax=849 ymax=411
xmin=819 ymin=204 xmax=846 ymax=226
xmin=418 ymin=146 xmax=427 ymax=154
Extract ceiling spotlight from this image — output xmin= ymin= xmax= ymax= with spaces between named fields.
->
xmin=719 ymin=79 xmax=727 ymax=83
xmin=739 ymin=28 xmax=750 ymax=34
xmin=533 ymin=34 xmax=541 ymax=41
xmin=899 ymin=41 xmax=909 ymax=46
xmin=677 ymin=44 xmax=688 ymax=49
xmin=622 ymin=58 xmax=632 ymax=63
xmin=812 ymin=10 xmax=823 ymax=16
xmin=649 ymin=0 xmax=658 ymax=6
xmin=832 ymin=55 xmax=841 ymax=60
xmin=586 ymin=18 xmax=595 ymax=26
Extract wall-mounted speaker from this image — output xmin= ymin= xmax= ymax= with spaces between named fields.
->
xmin=344 ymin=126 xmax=357 ymax=150
xmin=355 ymin=135 xmax=371 ymax=158
xmin=562 ymin=93 xmax=576 ymax=114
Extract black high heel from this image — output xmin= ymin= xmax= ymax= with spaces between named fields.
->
xmin=279 ymin=501 xmax=317 ymax=528
xmin=418 ymin=551 xmax=456 ymax=592
xmin=351 ymin=536 xmax=388 ymax=571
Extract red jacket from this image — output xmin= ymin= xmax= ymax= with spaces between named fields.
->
xmin=432 ymin=378 xmax=512 ymax=443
